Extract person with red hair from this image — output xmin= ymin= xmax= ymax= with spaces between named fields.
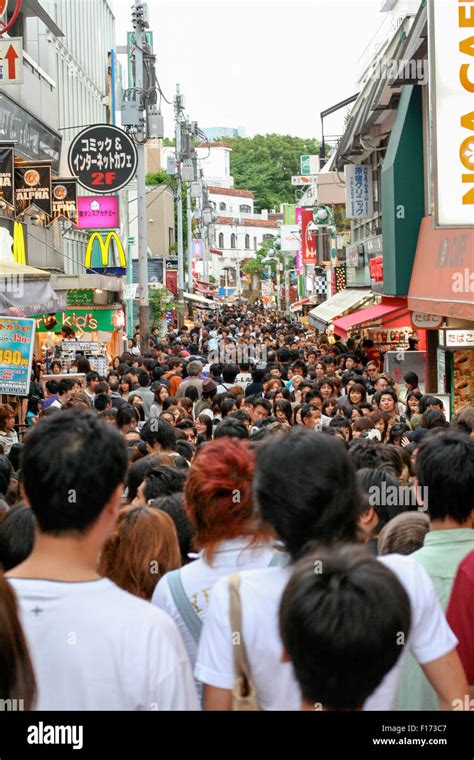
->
xmin=152 ymin=438 xmax=280 ymax=673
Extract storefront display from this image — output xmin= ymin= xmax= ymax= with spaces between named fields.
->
xmin=437 ymin=329 xmax=474 ymax=417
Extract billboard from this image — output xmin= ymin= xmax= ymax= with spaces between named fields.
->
xmin=300 ymin=208 xmax=317 ymax=265
xmin=77 ymin=195 xmax=120 ymax=229
xmin=0 ymin=316 xmax=35 ymax=396
xmin=345 ymin=164 xmax=373 ymax=219
xmin=429 ymin=0 xmax=474 ymax=226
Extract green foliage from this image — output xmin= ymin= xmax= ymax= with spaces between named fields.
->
xmin=226 ymin=134 xmax=320 ymax=212
xmin=149 ymin=288 xmax=174 ymax=328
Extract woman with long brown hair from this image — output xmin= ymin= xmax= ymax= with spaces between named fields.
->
xmin=0 ymin=573 xmax=36 ymax=709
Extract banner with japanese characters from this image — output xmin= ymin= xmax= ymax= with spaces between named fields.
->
xmin=0 ymin=316 xmax=35 ymax=396
xmin=344 ymin=164 xmax=374 ymax=219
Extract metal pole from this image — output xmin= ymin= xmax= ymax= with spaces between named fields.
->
xmin=175 ymin=85 xmax=185 ymax=328
xmin=276 ymin=265 xmax=281 ymax=312
xmin=203 ymin=223 xmax=209 ymax=282
xmin=187 ymin=184 xmax=193 ymax=292
xmin=134 ymin=0 xmax=149 ymax=354
xmin=235 ymin=223 xmax=241 ymax=298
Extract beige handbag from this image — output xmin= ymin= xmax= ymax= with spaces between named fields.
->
xmin=228 ymin=573 xmax=260 ymax=711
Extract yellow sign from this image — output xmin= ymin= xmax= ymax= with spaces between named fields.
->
xmin=85 ymin=231 xmax=126 ymax=269
xmin=13 ymin=221 xmax=26 ymax=265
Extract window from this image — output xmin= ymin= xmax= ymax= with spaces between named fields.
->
xmin=219 ymin=202 xmax=226 ymax=211
xmin=218 ymin=232 xmax=224 ymax=248
xmin=230 ymin=233 xmax=236 ymax=249
xmin=254 ymin=237 xmax=257 ymax=250
xmin=245 ymin=234 xmax=250 ymax=249
xmin=168 ymin=227 xmax=175 ymax=248
xmin=263 ymin=234 xmax=275 ymax=242
xmin=240 ymin=204 xmax=251 ymax=214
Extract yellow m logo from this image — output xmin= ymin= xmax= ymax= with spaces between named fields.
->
xmin=85 ymin=232 xmax=126 ymax=269
xmin=13 ymin=221 xmax=26 ymax=265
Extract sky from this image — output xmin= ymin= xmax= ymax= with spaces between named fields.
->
xmin=112 ymin=0 xmax=387 ymax=143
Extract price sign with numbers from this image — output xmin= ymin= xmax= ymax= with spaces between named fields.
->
xmin=0 ymin=316 xmax=35 ymax=396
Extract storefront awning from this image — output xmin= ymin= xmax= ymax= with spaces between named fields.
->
xmin=290 ymin=298 xmax=310 ymax=313
xmin=183 ymin=292 xmax=218 ymax=310
xmin=408 ymin=217 xmax=474 ymax=321
xmin=308 ymin=288 xmax=373 ymax=331
xmin=332 ymin=299 xmax=408 ymax=338
xmin=0 ymin=261 xmax=67 ymax=318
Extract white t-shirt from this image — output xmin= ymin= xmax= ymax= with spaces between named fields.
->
xmin=9 ymin=577 xmax=199 ymax=711
xmin=195 ymin=553 xmax=457 ymax=711
xmin=152 ymin=538 xmax=277 ymax=671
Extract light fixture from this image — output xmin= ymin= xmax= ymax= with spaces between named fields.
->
xmin=95 ymin=288 xmax=103 ymax=294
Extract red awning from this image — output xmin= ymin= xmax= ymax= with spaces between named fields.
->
xmin=333 ymin=300 xmax=408 ymax=338
xmin=408 ymin=217 xmax=474 ymax=321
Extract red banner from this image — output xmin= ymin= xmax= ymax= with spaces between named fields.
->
xmin=301 ymin=208 xmax=317 ymax=265
xmin=166 ymin=269 xmax=178 ymax=296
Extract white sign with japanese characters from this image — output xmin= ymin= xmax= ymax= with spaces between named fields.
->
xmin=344 ymin=164 xmax=374 ymax=219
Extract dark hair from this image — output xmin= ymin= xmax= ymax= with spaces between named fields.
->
xmin=0 ymin=574 xmax=37 ymax=709
xmin=7 ymin=444 xmax=23 ymax=474
xmin=143 ymin=466 xmax=187 ymax=501
xmin=153 ymin=492 xmax=196 ymax=565
xmin=253 ymin=397 xmax=272 ymax=414
xmin=45 ymin=379 xmax=59 ymax=395
xmin=0 ymin=455 xmax=12 ymax=497
xmin=279 ymin=546 xmax=411 ymax=709
xmin=57 ymin=379 xmax=76 ymax=397
xmin=348 ymin=440 xmax=383 ymax=470
xmin=273 ymin=399 xmax=292 ymax=425
xmin=221 ymin=398 xmax=238 ymax=418
xmin=421 ymin=409 xmax=448 ymax=430
xmin=214 ymin=418 xmax=249 ymax=440
xmin=126 ymin=456 xmax=158 ymax=502
xmin=419 ymin=395 xmax=443 ymax=415
xmin=0 ymin=505 xmax=35 ymax=570
xmin=140 ymin=418 xmax=176 ymax=451
xmin=22 ymin=411 xmax=128 ymax=534
xmin=300 ymin=403 xmax=316 ymax=424
xmin=184 ymin=386 xmax=199 ymax=403
xmin=222 ymin=363 xmax=239 ymax=384
xmin=138 ymin=371 xmax=150 ymax=388
xmin=116 ymin=404 xmax=140 ymax=430
xmin=254 ymin=429 xmax=363 ymax=560
xmin=94 ymin=393 xmax=111 ymax=412
xmin=356 ymin=468 xmax=405 ymax=534
xmin=403 ymin=371 xmax=419 ymax=389
xmin=415 ymin=432 xmax=474 ymax=522
xmin=348 ymin=382 xmax=367 ymax=404
xmin=405 ymin=391 xmax=423 ymax=419
xmin=85 ymin=371 xmax=100 ymax=385
xmin=175 ymin=439 xmax=195 ymax=463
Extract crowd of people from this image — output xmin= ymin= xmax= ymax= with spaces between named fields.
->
xmin=0 ymin=305 xmax=473 ymax=712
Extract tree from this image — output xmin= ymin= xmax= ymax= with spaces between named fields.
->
xmin=226 ymin=134 xmax=320 ymax=212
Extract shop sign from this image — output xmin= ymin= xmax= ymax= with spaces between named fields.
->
xmin=442 ymin=329 xmax=474 ymax=348
xmin=344 ymin=165 xmax=373 ymax=219
xmin=85 ymin=231 xmax=126 ymax=276
xmin=0 ymin=315 xmax=35 ymax=396
xmin=67 ymin=289 xmax=94 ymax=306
xmin=15 ymin=163 xmax=52 ymax=219
xmin=76 ymin=195 xmax=119 ymax=230
xmin=0 ymin=92 xmax=62 ymax=172
xmin=300 ymin=208 xmax=317 ymax=265
xmin=0 ymin=146 xmax=14 ymax=208
xmin=52 ymin=179 xmax=78 ymax=224
xmin=369 ymin=255 xmax=383 ymax=283
xmin=411 ymin=312 xmax=443 ymax=330
xmin=34 ymin=309 xmax=121 ymax=333
xmin=428 ymin=0 xmax=474 ymax=226
xmin=68 ymin=124 xmax=138 ymax=194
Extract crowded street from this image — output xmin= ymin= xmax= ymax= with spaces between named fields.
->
xmin=0 ymin=0 xmax=473 ymax=755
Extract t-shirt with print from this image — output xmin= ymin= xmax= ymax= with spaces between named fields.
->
xmin=195 ymin=553 xmax=457 ymax=711
xmin=9 ymin=577 xmax=199 ymax=711
xmin=152 ymin=538 xmax=277 ymax=671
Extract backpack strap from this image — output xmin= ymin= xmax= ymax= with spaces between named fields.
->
xmin=167 ymin=570 xmax=203 ymax=644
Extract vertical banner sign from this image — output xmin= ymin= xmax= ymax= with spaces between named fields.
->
xmin=51 ymin=179 xmax=78 ymax=224
xmin=428 ymin=0 xmax=474 ymax=226
xmin=0 ymin=316 xmax=35 ymax=396
xmin=301 ymin=208 xmax=317 ymax=265
xmin=280 ymin=225 xmax=301 ymax=252
xmin=283 ymin=204 xmax=296 ymax=225
xmin=15 ymin=164 xmax=52 ymax=219
xmin=166 ymin=270 xmax=178 ymax=296
xmin=344 ymin=165 xmax=373 ymax=219
xmin=0 ymin=146 xmax=14 ymax=208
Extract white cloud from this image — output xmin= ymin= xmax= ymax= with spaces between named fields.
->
xmin=112 ymin=0 xmax=384 ymax=141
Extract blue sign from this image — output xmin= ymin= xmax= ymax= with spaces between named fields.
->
xmin=0 ymin=317 xmax=36 ymax=396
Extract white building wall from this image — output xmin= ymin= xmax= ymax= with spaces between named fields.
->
xmin=209 ymin=191 xmax=254 ymax=215
xmin=54 ymin=0 xmax=116 ymax=275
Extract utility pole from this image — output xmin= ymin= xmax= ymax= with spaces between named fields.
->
xmin=132 ymin=1 xmax=149 ymax=354
xmin=186 ymin=181 xmax=193 ymax=292
xmin=175 ymin=85 xmax=185 ymax=327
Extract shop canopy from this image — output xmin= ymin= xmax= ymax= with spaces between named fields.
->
xmin=332 ymin=299 xmax=409 ymax=338
xmin=408 ymin=217 xmax=474 ymax=321
xmin=183 ymin=292 xmax=218 ymax=310
xmin=0 ymin=261 xmax=67 ymax=318
xmin=308 ymin=288 xmax=373 ymax=332
xmin=290 ymin=298 xmax=310 ymax=313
